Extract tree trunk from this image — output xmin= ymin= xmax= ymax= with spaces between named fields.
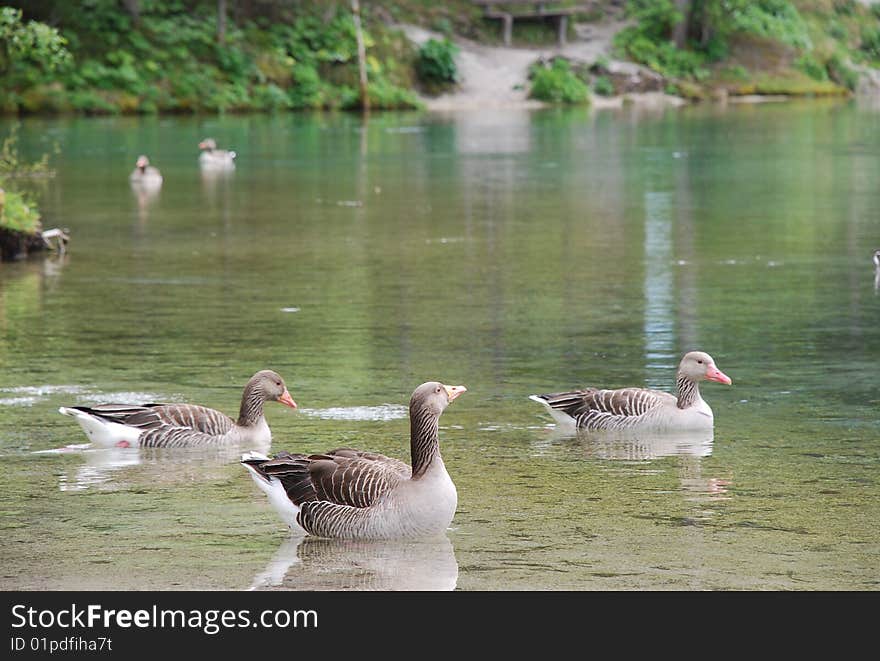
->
xmin=351 ymin=0 xmax=369 ymax=112
xmin=671 ymin=0 xmax=691 ymax=49
xmin=218 ymin=0 xmax=227 ymax=44
xmin=121 ymin=0 xmax=140 ymax=25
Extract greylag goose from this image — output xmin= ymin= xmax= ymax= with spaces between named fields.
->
xmin=530 ymin=351 xmax=731 ymax=432
xmin=198 ymin=138 xmax=236 ymax=168
xmin=129 ymin=155 xmax=163 ymax=185
xmin=242 ymin=381 xmax=466 ymax=539
xmin=59 ymin=370 xmax=296 ymax=448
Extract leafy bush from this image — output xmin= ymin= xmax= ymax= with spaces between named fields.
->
xmin=825 ymin=52 xmax=859 ymax=90
xmin=860 ymin=25 xmax=880 ymax=59
xmin=416 ymin=38 xmax=459 ymax=85
xmin=0 ymin=187 xmax=40 ymax=233
xmin=593 ymin=75 xmax=615 ymax=96
xmin=796 ymin=54 xmax=828 ymax=81
xmin=529 ymin=58 xmax=589 ymax=104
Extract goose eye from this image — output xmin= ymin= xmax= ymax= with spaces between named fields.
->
xmin=697 ymin=360 xmax=703 ymax=364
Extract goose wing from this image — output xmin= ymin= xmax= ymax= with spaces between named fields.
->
xmin=245 ymin=449 xmax=410 ymax=509
xmin=69 ymin=403 xmax=235 ymax=446
xmin=536 ymin=387 xmax=673 ymax=425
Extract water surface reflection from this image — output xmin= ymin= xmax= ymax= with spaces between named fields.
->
xmin=251 ymin=534 xmax=459 ymax=591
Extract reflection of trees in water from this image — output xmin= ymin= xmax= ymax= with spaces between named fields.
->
xmin=0 ymin=255 xmax=68 ymax=342
xmin=250 ymin=534 xmax=459 ymax=591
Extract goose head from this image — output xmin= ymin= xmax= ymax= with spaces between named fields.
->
xmin=249 ymin=370 xmax=297 ymax=409
xmin=135 ymin=155 xmax=150 ymax=171
xmin=410 ymin=381 xmax=467 ymax=417
xmin=678 ymin=351 xmax=731 ymax=385
xmin=199 ymin=138 xmax=217 ymax=152
xmin=873 ymin=249 xmax=880 ymax=268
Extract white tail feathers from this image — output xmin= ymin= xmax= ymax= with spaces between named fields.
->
xmin=528 ymin=394 xmax=577 ymax=428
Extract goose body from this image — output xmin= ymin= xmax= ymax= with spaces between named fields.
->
xmin=530 ymin=351 xmax=731 ymax=432
xmin=242 ymin=382 xmax=465 ymax=540
xmin=198 ymin=138 xmax=236 ymax=169
xmin=59 ymin=370 xmax=296 ymax=448
xmin=129 ymin=155 xmax=163 ymax=186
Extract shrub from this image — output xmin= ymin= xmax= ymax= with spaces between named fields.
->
xmin=825 ymin=52 xmax=859 ymax=90
xmin=796 ymin=54 xmax=828 ymax=81
xmin=0 ymin=187 xmax=40 ymax=233
xmin=529 ymin=58 xmax=590 ymax=104
xmin=416 ymin=38 xmax=459 ymax=85
xmin=593 ymin=75 xmax=615 ymax=96
xmin=860 ymin=26 xmax=880 ymax=59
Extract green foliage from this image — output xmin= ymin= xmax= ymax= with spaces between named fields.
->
xmin=592 ymin=75 xmax=615 ymax=96
xmin=1 ymin=3 xmax=420 ymax=114
xmin=0 ymin=124 xmax=53 ymax=234
xmin=859 ymin=25 xmax=880 ymax=59
xmin=0 ymin=7 xmax=71 ymax=102
xmin=614 ymin=0 xmax=710 ymax=79
xmin=529 ymin=58 xmax=590 ymax=104
xmin=0 ymin=187 xmax=40 ymax=233
xmin=824 ymin=52 xmax=858 ymax=90
xmin=0 ymin=125 xmax=54 ymax=178
xmin=416 ymin=38 xmax=459 ymax=86
xmin=615 ymin=0 xmax=811 ymax=81
xmin=727 ymin=0 xmax=812 ymax=50
xmin=796 ymin=54 xmax=828 ymax=81
xmin=615 ymin=29 xmax=710 ymax=79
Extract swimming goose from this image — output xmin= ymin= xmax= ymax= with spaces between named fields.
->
xmin=198 ymin=138 xmax=236 ymax=168
xmin=530 ymin=351 xmax=731 ymax=432
xmin=59 ymin=370 xmax=297 ymax=448
xmin=129 ymin=155 xmax=163 ymax=185
xmin=242 ymin=381 xmax=466 ymax=539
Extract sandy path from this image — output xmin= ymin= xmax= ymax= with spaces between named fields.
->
xmin=399 ymin=18 xmax=644 ymax=110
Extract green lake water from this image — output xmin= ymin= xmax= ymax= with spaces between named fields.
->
xmin=0 ymin=99 xmax=877 ymax=590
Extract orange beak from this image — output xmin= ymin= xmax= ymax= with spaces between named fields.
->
xmin=705 ymin=365 xmax=732 ymax=385
xmin=443 ymin=385 xmax=467 ymax=402
xmin=277 ymin=389 xmax=298 ymax=409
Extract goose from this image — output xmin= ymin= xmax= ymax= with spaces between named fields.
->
xmin=873 ymin=249 xmax=880 ymax=269
xmin=129 ymin=155 xmax=163 ymax=186
xmin=59 ymin=370 xmax=297 ymax=448
xmin=242 ymin=381 xmax=466 ymax=539
xmin=198 ymin=138 xmax=236 ymax=168
xmin=530 ymin=351 xmax=731 ymax=432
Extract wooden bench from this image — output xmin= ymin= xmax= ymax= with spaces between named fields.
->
xmin=472 ymin=0 xmax=585 ymax=47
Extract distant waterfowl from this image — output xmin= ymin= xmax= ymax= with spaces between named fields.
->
xmin=242 ymin=381 xmax=466 ymax=539
xmin=198 ymin=138 xmax=236 ymax=168
xmin=129 ymin=155 xmax=163 ymax=186
xmin=59 ymin=370 xmax=296 ymax=448
xmin=530 ymin=351 xmax=731 ymax=432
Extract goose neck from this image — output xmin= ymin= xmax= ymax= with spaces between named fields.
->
xmin=410 ymin=407 xmax=440 ymax=479
xmin=237 ymin=382 xmax=266 ymax=427
xmin=675 ymin=374 xmax=701 ymax=409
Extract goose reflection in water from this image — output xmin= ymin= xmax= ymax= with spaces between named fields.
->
xmin=54 ymin=445 xmax=249 ymax=492
xmin=532 ymin=426 xmax=731 ymax=503
xmin=250 ymin=534 xmax=459 ymax=591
